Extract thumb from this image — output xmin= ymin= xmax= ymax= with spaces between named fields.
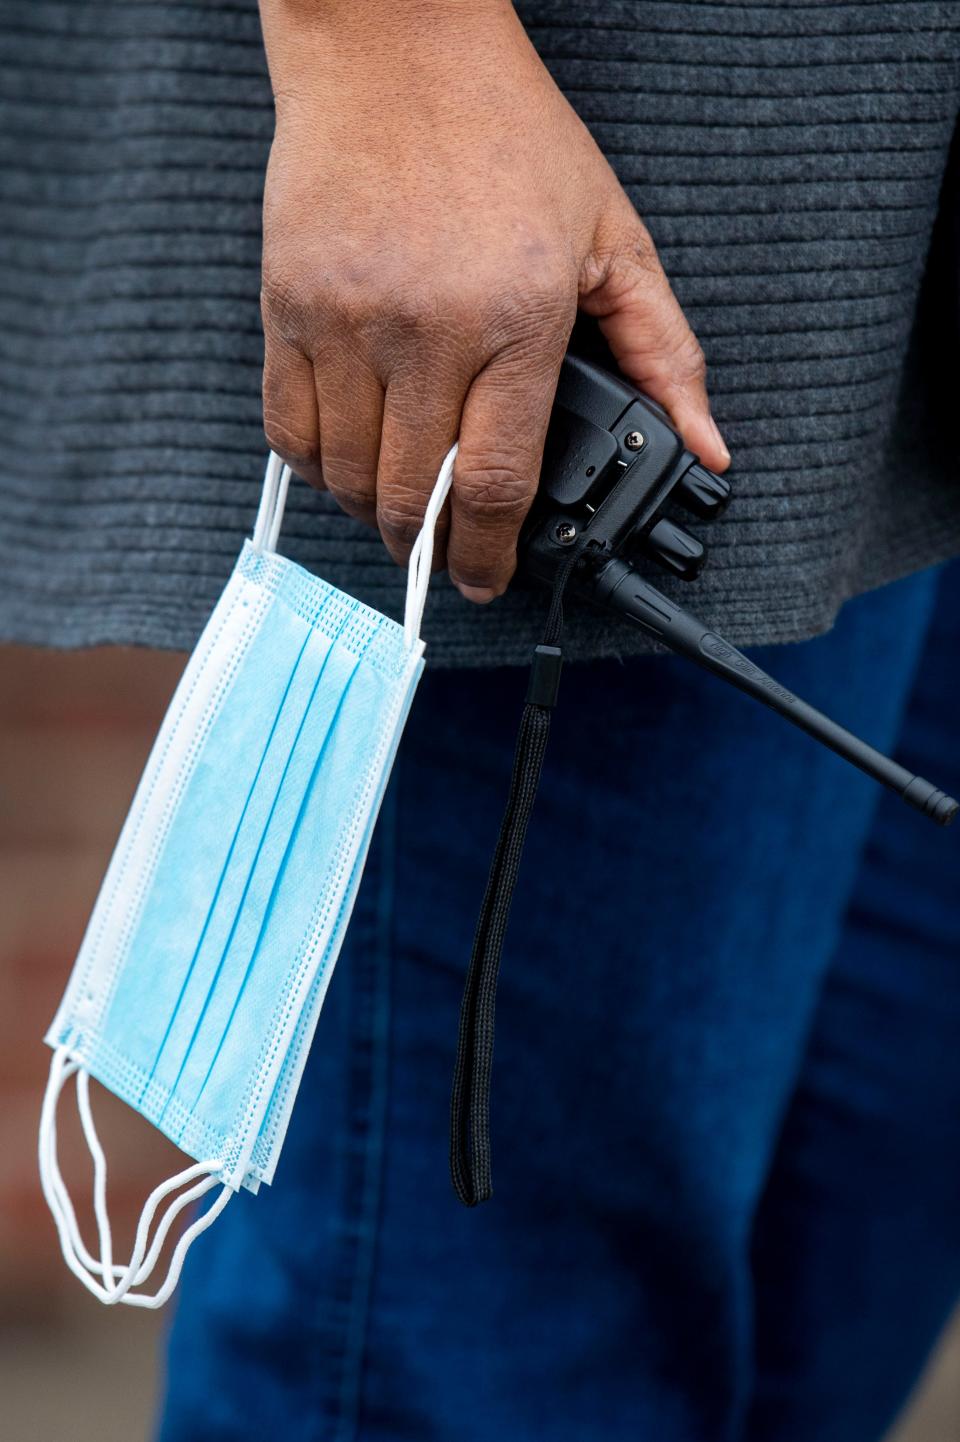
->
xmin=579 ymin=214 xmax=730 ymax=474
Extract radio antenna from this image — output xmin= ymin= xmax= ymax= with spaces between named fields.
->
xmin=592 ymin=557 xmax=958 ymax=826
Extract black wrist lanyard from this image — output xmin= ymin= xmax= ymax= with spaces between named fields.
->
xmin=449 ymin=550 xmax=581 ymax=1206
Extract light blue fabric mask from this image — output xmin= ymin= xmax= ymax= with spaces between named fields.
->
xmin=39 ymin=447 xmax=456 ymax=1308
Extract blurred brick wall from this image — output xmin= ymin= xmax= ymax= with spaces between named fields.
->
xmin=0 ymin=644 xmax=187 ymax=1317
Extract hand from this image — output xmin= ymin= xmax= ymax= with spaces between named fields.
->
xmin=259 ymin=0 xmax=729 ymax=602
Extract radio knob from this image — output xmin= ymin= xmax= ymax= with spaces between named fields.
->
xmin=642 ymin=518 xmax=706 ymax=581
xmin=675 ymin=463 xmax=731 ymax=520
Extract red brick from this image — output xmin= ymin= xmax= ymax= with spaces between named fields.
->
xmin=0 ymin=844 xmax=104 ymax=970
xmin=0 ymin=645 xmax=185 ymax=726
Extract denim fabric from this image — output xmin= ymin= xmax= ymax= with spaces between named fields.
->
xmin=157 ymin=562 xmax=960 ymax=1442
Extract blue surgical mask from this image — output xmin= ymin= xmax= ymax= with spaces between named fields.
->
xmin=39 ymin=447 xmax=456 ymax=1308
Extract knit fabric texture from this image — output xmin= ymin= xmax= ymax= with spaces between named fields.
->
xmin=1 ymin=1 xmax=959 ymax=666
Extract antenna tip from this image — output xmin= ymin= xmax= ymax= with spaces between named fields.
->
xmin=933 ymin=794 xmax=959 ymax=827
xmin=902 ymin=777 xmax=959 ymax=827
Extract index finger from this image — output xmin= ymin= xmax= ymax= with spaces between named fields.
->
xmin=446 ymin=349 xmax=564 ymax=602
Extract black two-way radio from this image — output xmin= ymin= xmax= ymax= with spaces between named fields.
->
xmin=520 ymin=353 xmax=957 ymax=824
xmin=450 ymin=353 xmax=957 ymax=1211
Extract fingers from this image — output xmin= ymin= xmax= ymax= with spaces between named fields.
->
xmin=262 ymin=332 xmax=323 ymax=488
xmin=581 ymin=213 xmax=730 ymax=474
xmin=446 ymin=346 xmax=564 ymax=601
xmin=262 ymin=271 xmax=571 ymax=607
xmin=314 ymin=355 xmax=385 ymax=528
xmin=375 ymin=367 xmax=470 ymax=570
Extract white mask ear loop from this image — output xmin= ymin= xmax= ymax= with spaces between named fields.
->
xmin=253 ymin=442 xmax=456 ymax=646
xmin=252 ymin=451 xmax=292 ymax=554
xmin=404 ymin=443 xmax=458 ymax=649
xmin=39 ymin=1046 xmax=230 ymax=1308
xmin=74 ymin=1068 xmax=224 ymax=1304
xmin=266 ymin=460 xmax=292 ymax=553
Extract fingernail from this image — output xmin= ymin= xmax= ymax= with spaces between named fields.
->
xmin=709 ymin=415 xmax=731 ymax=465
xmin=456 ymin=583 xmax=496 ymax=604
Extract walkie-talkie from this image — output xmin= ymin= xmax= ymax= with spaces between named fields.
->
xmin=451 ymin=352 xmax=957 ymax=1213
xmin=520 ymin=352 xmax=957 ymax=825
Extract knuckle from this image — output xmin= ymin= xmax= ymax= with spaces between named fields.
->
xmin=261 ymin=269 xmax=312 ymax=347
xmin=321 ymin=438 xmax=375 ymax=489
xmin=626 ymin=225 xmax=662 ymax=276
xmin=615 ymin=222 xmax=662 ymax=281
xmin=262 ymin=259 xmax=380 ymax=351
xmin=484 ymin=272 xmax=576 ymax=351
xmin=377 ymin=489 xmax=427 ymax=546
xmin=590 ymin=227 xmax=664 ymax=302
xmin=339 ymin=279 xmax=452 ymax=372
xmin=668 ymin=329 xmax=707 ymax=388
xmin=381 ymin=284 xmax=434 ymax=339
xmin=327 ymin=477 xmax=376 ymax=518
xmin=262 ymin=413 xmax=319 ymax=472
xmin=454 ymin=461 xmax=534 ymax=526
xmin=331 ymin=274 xmax=393 ymax=341
xmin=507 ymin=265 xmax=572 ymax=315
xmin=376 ymin=286 xmax=488 ymax=370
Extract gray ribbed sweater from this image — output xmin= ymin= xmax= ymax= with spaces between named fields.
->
xmin=1 ymin=2 xmax=959 ymax=666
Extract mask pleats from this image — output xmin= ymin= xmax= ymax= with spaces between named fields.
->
xmin=148 ymin=611 xmax=356 ymax=1122
xmin=245 ymin=652 xmax=423 ymax=1186
xmin=176 ymin=642 xmax=368 ymax=1129
xmin=135 ymin=620 xmax=318 ymax=1107
xmin=98 ymin=598 xmax=344 ymax=1128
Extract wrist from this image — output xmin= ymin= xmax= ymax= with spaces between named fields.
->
xmin=259 ymin=0 xmax=522 ymax=97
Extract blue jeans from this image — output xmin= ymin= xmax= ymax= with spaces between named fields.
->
xmin=157 ymin=564 xmax=960 ymax=1442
